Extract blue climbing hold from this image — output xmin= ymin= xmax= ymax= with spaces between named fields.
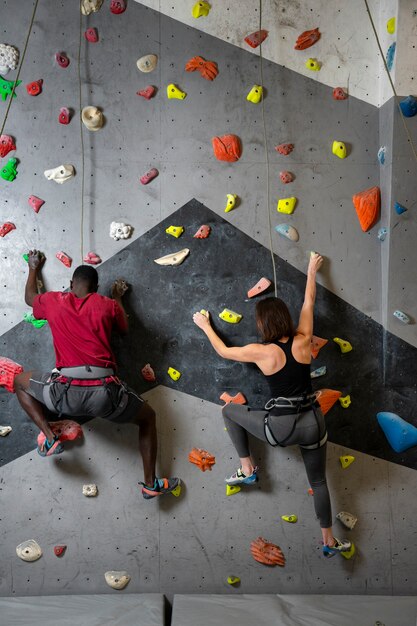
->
xmin=399 ymin=95 xmax=417 ymax=118
xmin=377 ymin=412 xmax=417 ymax=453
xmin=394 ymin=202 xmax=407 ymax=215
xmin=386 ymin=42 xmax=396 ymax=71
xmin=377 ymin=146 xmax=386 ymax=165
xmin=377 ymin=227 xmax=387 ymax=241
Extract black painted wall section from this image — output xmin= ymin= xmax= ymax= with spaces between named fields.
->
xmin=1 ymin=199 xmax=417 ymax=469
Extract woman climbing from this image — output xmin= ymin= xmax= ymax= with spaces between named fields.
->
xmin=193 ymin=253 xmax=351 ymax=557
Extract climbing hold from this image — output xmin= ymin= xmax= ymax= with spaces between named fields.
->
xmin=386 ymin=42 xmax=396 ymax=71
xmin=171 ymin=484 xmax=181 ymax=497
xmin=399 ymin=95 xmax=417 ymax=118
xmin=244 ymin=30 xmax=268 ymax=49
xmin=308 ymin=488 xmax=314 ymax=496
xmin=352 ymin=186 xmax=380 ymax=231
xmin=141 ymin=363 xmax=156 ymax=382
xmin=275 ymin=143 xmax=293 ymax=155
xmin=310 ymin=366 xmax=326 ymax=379
xmin=279 ymin=171 xmax=294 ymax=184
xmin=26 ymin=79 xmax=43 ymax=96
xmin=188 ymin=447 xmax=216 ymax=472
xmin=192 ymin=1 xmax=210 ymax=18
xmin=81 ymin=0 xmax=103 ymax=15
xmin=0 ymin=426 xmax=11 ymax=436
xmin=81 ymin=106 xmax=103 ymax=131
xmin=227 ymin=576 xmax=240 ymax=585
xmin=340 ymin=455 xmax=355 ymax=469
xmin=333 ymin=337 xmax=353 ymax=353
xmin=220 ymin=391 xmax=247 ymax=405
xmin=0 ymin=356 xmax=23 ymax=393
xmin=339 ymin=395 xmax=351 ymax=408
xmin=219 ymin=309 xmax=242 ymax=324
xmin=194 ymin=224 xmax=211 ymax=239
xmin=44 ymin=164 xmax=74 ymax=184
xmin=281 ymin=514 xmax=298 ymax=523
xmin=226 ymin=484 xmax=241 ymax=496
xmin=136 ymin=54 xmax=158 ymax=73
xmin=394 ymin=201 xmax=407 ymax=215
xmin=154 ymin=248 xmax=189 ymax=266
xmin=23 ymin=313 xmax=47 ymax=329
xmin=212 ymin=135 xmax=242 ymax=162
xmin=0 ymin=44 xmax=19 ymax=74
xmin=167 ymin=367 xmax=181 ymax=381
xmin=377 ymin=411 xmax=417 ymax=453
xmin=166 ymin=225 xmax=184 ymax=238
xmin=332 ymin=87 xmax=348 ymax=100
xmin=137 ymin=85 xmax=156 ymax=99
xmin=277 ymin=197 xmax=297 ymax=215
xmin=185 ymin=56 xmax=218 ymax=81
xmin=0 ymin=134 xmax=16 ymax=158
xmin=54 ymin=545 xmax=67 ymax=557
xmin=28 ymin=195 xmax=45 ymax=213
xmin=340 ymin=542 xmax=355 ymax=560
xmin=275 ymin=224 xmax=299 ymax=242
xmin=393 ymin=310 xmax=410 ymax=324
xmin=294 ymin=28 xmax=320 ymax=50
xmin=378 ymin=228 xmax=387 ymax=241
xmin=387 ymin=17 xmax=396 ymax=34
xmin=316 ymin=389 xmax=342 ymax=416
xmin=109 ymin=222 xmax=132 ymax=241
xmin=16 ymin=540 xmax=42 ymax=562
xmin=246 ymin=85 xmax=263 ymax=104
xmin=37 ymin=421 xmax=83 ymax=450
xmin=84 ymin=27 xmax=99 ymax=43
xmin=200 ymin=309 xmax=209 ymax=318
xmin=58 ymin=107 xmax=71 ymax=124
xmin=0 ymin=158 xmax=18 ymax=181
xmin=332 ymin=141 xmax=347 ymax=159
xmin=166 ymin=83 xmax=186 ymax=100
xmin=336 ymin=511 xmax=357 ymax=530
xmin=83 ymin=251 xmax=102 ymax=265
xmin=311 ymin=336 xmax=328 ymax=358
xmin=56 ymin=251 xmax=72 ymax=268
xmin=55 ymin=52 xmax=70 ymax=68
xmin=377 ymin=146 xmax=386 ymax=165
xmin=83 ymin=484 xmax=98 ymax=497
xmin=110 ymin=0 xmax=127 ymax=14
xmin=140 ymin=167 xmax=159 ymax=185
xmin=250 ymin=537 xmax=285 ymax=567
xmin=105 ymin=571 xmax=130 ymax=590
xmin=305 ymin=58 xmax=321 ymax=71
xmin=0 ymin=222 xmax=15 ymax=237
xmin=247 ymin=277 xmax=271 ymax=299
xmin=225 ymin=194 xmax=237 ymax=213
xmin=0 ymin=76 xmax=21 ymax=101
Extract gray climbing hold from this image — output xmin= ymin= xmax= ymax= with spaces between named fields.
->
xmin=336 ymin=511 xmax=357 ymax=530
xmin=274 ymin=223 xmax=299 ymax=242
xmin=310 ymin=366 xmax=326 ymax=379
xmin=105 ymin=571 xmax=130 ymax=589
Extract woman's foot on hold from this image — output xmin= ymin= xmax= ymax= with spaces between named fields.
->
xmin=322 ymin=537 xmax=351 ymax=558
xmin=225 ymin=466 xmax=259 ymax=486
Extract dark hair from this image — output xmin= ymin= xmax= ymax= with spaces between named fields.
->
xmin=255 ymin=297 xmax=295 ymax=342
xmin=72 ymin=265 xmax=98 ymax=290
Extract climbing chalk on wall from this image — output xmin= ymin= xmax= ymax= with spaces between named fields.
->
xmin=332 ymin=141 xmax=347 ymax=159
xmin=81 ymin=0 xmax=103 ymax=15
xmin=244 ymin=30 xmax=268 ymax=49
xmin=185 ymin=56 xmax=218 ymax=81
xmin=55 ymin=52 xmax=70 ymax=68
xmin=84 ymin=27 xmax=99 ymax=43
xmin=141 ymin=363 xmax=156 ymax=382
xmin=16 ymin=540 xmax=42 ymax=562
xmin=212 ymin=135 xmax=241 ymax=162
xmin=315 ymin=389 xmax=342 ymax=415
xmin=0 ymin=43 xmax=19 ymax=74
xmin=166 ymin=225 xmax=184 ymax=238
xmin=246 ymin=85 xmax=263 ymax=104
xmin=332 ymin=87 xmax=348 ymax=100
xmin=167 ymin=367 xmax=181 ymax=381
xmin=250 ymin=537 xmax=285 ymax=566
xmin=166 ymin=84 xmax=187 ymax=100
xmin=81 ymin=106 xmax=104 ymax=131
xmin=275 ymin=143 xmax=294 ymax=155
xmin=311 ymin=366 xmax=326 ymax=378
xmin=224 ymin=194 xmax=237 ymax=212
xmin=193 ymin=224 xmax=211 ymax=238
xmin=0 ymin=76 xmax=21 ymax=101
xmin=140 ymin=167 xmax=159 ymax=185
xmin=0 ymin=134 xmax=15 ymax=157
xmin=192 ymin=1 xmax=211 ymax=18
xmin=44 ymin=164 xmax=74 ymax=184
xmin=28 ymin=195 xmax=44 ymax=213
xmin=393 ymin=310 xmax=410 ymax=324
xmin=219 ymin=309 xmax=242 ymax=324
xmin=377 ymin=412 xmax=417 ymax=453
xmin=136 ymin=54 xmax=158 ymax=73
xmin=247 ymin=277 xmax=271 ymax=298
xmin=0 ymin=222 xmax=15 ymax=237
xmin=352 ymin=186 xmax=380 ymax=232
xmin=83 ymin=252 xmax=102 ymax=265
xmin=0 ymin=158 xmax=18 ymax=181
xmin=294 ymin=28 xmax=320 ymax=50
xmin=26 ymin=79 xmax=43 ymax=96
xmin=56 ymin=252 xmax=72 ymax=268
xmin=220 ymin=391 xmax=247 ymax=405
xmin=333 ymin=337 xmax=353 ymax=353
xmin=105 ymin=571 xmax=130 ymax=590
xmin=275 ymin=224 xmax=299 ymax=242
xmin=188 ymin=448 xmax=216 ymax=472
xmin=109 ymin=222 xmax=132 ymax=241
xmin=277 ymin=197 xmax=297 ymax=215
xmin=0 ymin=356 xmax=23 ymax=393
xmin=305 ymin=58 xmax=321 ymax=71
xmin=110 ymin=0 xmax=127 ymax=14
xmin=154 ymin=248 xmax=189 ymax=266
xmin=137 ymin=85 xmax=156 ymax=99
xmin=0 ymin=426 xmax=12 ymax=436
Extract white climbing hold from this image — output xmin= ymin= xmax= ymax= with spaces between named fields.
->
xmin=275 ymin=223 xmax=299 ymax=242
xmin=336 ymin=511 xmax=357 ymax=530
xmin=310 ymin=366 xmax=326 ymax=379
xmin=105 ymin=570 xmax=130 ymax=590
xmin=81 ymin=0 xmax=103 ymax=15
xmin=136 ymin=54 xmax=158 ymax=73
xmin=393 ymin=310 xmax=410 ymax=324
xmin=44 ymin=164 xmax=75 ymax=184
xmin=0 ymin=44 xmax=19 ymax=74
xmin=154 ymin=248 xmax=190 ymax=266
xmin=109 ymin=222 xmax=132 ymax=241
xmin=0 ymin=425 xmax=12 ymax=436
xmin=83 ymin=484 xmax=98 ymax=497
xmin=16 ymin=539 xmax=42 ymax=562
xmin=81 ymin=106 xmax=104 ymax=131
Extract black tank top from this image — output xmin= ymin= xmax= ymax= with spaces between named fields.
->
xmin=264 ymin=336 xmax=312 ymax=398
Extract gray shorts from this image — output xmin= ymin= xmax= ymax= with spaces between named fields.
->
xmin=27 ymin=371 xmax=144 ymax=424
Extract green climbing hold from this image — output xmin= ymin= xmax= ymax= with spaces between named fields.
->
xmin=23 ymin=253 xmax=29 ymax=263
xmin=0 ymin=76 xmax=22 ymax=101
xmin=23 ymin=312 xmax=47 ymax=329
xmin=0 ymin=158 xmax=18 ymax=181
xmin=281 ymin=514 xmax=298 ymax=523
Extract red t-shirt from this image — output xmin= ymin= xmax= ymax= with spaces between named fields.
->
xmin=33 ymin=291 xmax=127 ymax=369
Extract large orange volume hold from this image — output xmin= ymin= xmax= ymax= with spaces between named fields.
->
xmin=315 ymin=389 xmax=342 ymax=415
xmin=352 ymin=186 xmax=380 ymax=231
xmin=212 ymin=135 xmax=242 ymax=162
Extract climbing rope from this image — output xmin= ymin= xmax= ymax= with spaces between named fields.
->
xmin=77 ymin=4 xmax=86 ymax=263
xmin=0 ymin=0 xmax=40 ymax=137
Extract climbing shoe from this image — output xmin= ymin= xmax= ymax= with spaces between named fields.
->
xmin=225 ymin=466 xmax=259 ymax=486
xmin=37 ymin=435 xmax=64 ymax=457
xmin=322 ymin=537 xmax=352 ymax=558
xmin=141 ymin=477 xmax=181 ymax=499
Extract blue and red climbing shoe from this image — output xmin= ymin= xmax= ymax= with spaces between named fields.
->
xmin=141 ymin=477 xmax=181 ymax=499
xmin=322 ymin=537 xmax=351 ymax=558
xmin=37 ymin=435 xmax=64 ymax=457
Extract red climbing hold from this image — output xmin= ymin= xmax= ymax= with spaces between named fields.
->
xmin=244 ymin=30 xmax=269 ymax=49
xmin=193 ymin=224 xmax=211 ymax=239
xmin=352 ymin=186 xmax=380 ymax=232
xmin=333 ymin=87 xmax=348 ymax=100
xmin=247 ymin=277 xmax=271 ymax=299
xmin=311 ymin=335 xmax=328 ymax=359
xmin=59 ymin=107 xmax=70 ymax=125
xmin=316 ymin=389 xmax=342 ymax=416
xmin=26 ymin=79 xmax=43 ymax=96
xmin=275 ymin=143 xmax=294 ymax=156
xmin=55 ymin=52 xmax=70 ymax=68
xmin=110 ymin=0 xmax=126 ymax=13
xmin=83 ymin=252 xmax=102 ymax=265
xmin=294 ymin=28 xmax=321 ymax=50
xmin=28 ymin=195 xmax=45 ymax=213
xmin=185 ymin=56 xmax=219 ymax=81
xmin=56 ymin=251 xmax=72 ymax=268
xmin=137 ymin=85 xmax=156 ymax=99
xmin=0 ymin=356 xmax=23 ymax=393
xmin=54 ymin=545 xmax=67 ymax=557
xmin=85 ymin=28 xmax=99 ymax=42
xmin=141 ymin=363 xmax=156 ymax=382
xmin=37 ymin=420 xmax=83 ymax=449
xmin=140 ymin=168 xmax=159 ymax=185
xmin=279 ymin=171 xmax=294 ymax=184
xmin=212 ymin=134 xmax=242 ymax=162
xmin=0 ymin=134 xmax=16 ymax=158
xmin=0 ymin=222 xmax=15 ymax=237
xmin=220 ymin=391 xmax=247 ymax=405
xmin=188 ymin=447 xmax=216 ymax=472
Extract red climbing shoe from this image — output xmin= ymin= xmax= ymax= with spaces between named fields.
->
xmin=141 ymin=477 xmax=181 ymax=499
xmin=37 ymin=435 xmax=64 ymax=457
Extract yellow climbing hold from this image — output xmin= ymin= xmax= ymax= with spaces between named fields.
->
xmin=332 ymin=140 xmax=347 ymax=159
xmin=339 ymin=395 xmax=351 ymax=408
xmin=340 ymin=455 xmax=355 ymax=469
xmin=340 ymin=542 xmax=356 ymax=560
xmin=167 ymin=83 xmax=187 ymax=100
xmin=225 ymin=194 xmax=237 ymax=213
xmin=246 ymin=85 xmax=263 ymax=104
xmin=226 ymin=484 xmax=241 ymax=496
xmin=167 ymin=367 xmax=181 ymax=381
xmin=277 ymin=197 xmax=297 ymax=215
xmin=227 ymin=576 xmax=240 ymax=585
xmin=200 ymin=309 xmax=209 ymax=318
xmin=166 ymin=225 xmax=184 ymax=238
xmin=333 ymin=337 xmax=353 ymax=353
xmin=192 ymin=1 xmax=210 ymax=18
xmin=171 ymin=484 xmax=182 ymax=497
xmin=386 ymin=17 xmax=395 ymax=34
xmin=281 ymin=514 xmax=298 ymax=523
xmin=219 ymin=309 xmax=242 ymax=323
xmin=306 ymin=58 xmax=321 ymax=71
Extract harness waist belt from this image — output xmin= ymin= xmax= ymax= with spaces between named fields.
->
xmin=265 ymin=393 xmax=317 ymax=411
xmin=58 ymin=366 xmax=115 ymax=379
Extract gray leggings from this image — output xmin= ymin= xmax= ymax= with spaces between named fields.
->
xmin=222 ymin=403 xmax=332 ymax=528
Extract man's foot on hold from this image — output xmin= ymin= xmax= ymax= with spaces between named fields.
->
xmin=225 ymin=466 xmax=259 ymax=486
xmin=37 ymin=435 xmax=64 ymax=457
xmin=322 ymin=537 xmax=351 ymax=558
xmin=141 ymin=477 xmax=181 ymax=499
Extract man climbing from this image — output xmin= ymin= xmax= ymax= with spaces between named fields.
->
xmin=14 ymin=250 xmax=180 ymax=500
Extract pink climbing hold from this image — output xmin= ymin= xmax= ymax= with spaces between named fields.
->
xmin=140 ymin=167 xmax=159 ymax=185
xmin=28 ymin=195 xmax=45 ymax=213
xmin=193 ymin=224 xmax=211 ymax=239
xmin=279 ymin=171 xmax=294 ymax=184
xmin=244 ymin=30 xmax=268 ymax=49
xmin=0 ymin=356 xmax=23 ymax=393
xmin=37 ymin=420 xmax=83 ymax=449
xmin=220 ymin=391 xmax=247 ymax=405
xmin=0 ymin=134 xmax=16 ymax=158
xmin=26 ymin=79 xmax=43 ymax=96
xmin=83 ymin=251 xmax=102 ymax=265
xmin=59 ymin=107 xmax=70 ymax=125
xmin=110 ymin=0 xmax=126 ymax=14
xmin=247 ymin=277 xmax=271 ymax=299
xmin=56 ymin=251 xmax=72 ymax=268
xmin=54 ymin=545 xmax=67 ymax=557
xmin=137 ymin=85 xmax=156 ymax=100
xmin=0 ymin=222 xmax=15 ymax=237
xmin=84 ymin=27 xmax=99 ymax=43
xmin=55 ymin=52 xmax=70 ymax=68
xmin=333 ymin=87 xmax=348 ymax=100
xmin=141 ymin=363 xmax=156 ymax=382
xmin=275 ymin=143 xmax=294 ymax=156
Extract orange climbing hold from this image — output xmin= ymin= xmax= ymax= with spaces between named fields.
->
xmin=294 ymin=27 xmax=321 ymax=50
xmin=185 ymin=56 xmax=218 ymax=81
xmin=0 ymin=356 xmax=23 ymax=393
xmin=311 ymin=335 xmax=328 ymax=359
xmin=316 ymin=389 xmax=342 ymax=416
xmin=250 ymin=537 xmax=285 ymax=566
xmin=212 ymin=135 xmax=241 ymax=162
xmin=37 ymin=419 xmax=83 ymax=449
xmin=244 ymin=30 xmax=268 ymax=49
xmin=247 ymin=277 xmax=271 ymax=298
xmin=220 ymin=391 xmax=247 ymax=405
xmin=141 ymin=363 xmax=156 ymax=382
xmin=352 ymin=186 xmax=380 ymax=232
xmin=188 ymin=447 xmax=216 ymax=472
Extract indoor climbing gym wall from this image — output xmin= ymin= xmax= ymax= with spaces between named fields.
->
xmin=1 ymin=0 xmax=417 ymax=607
